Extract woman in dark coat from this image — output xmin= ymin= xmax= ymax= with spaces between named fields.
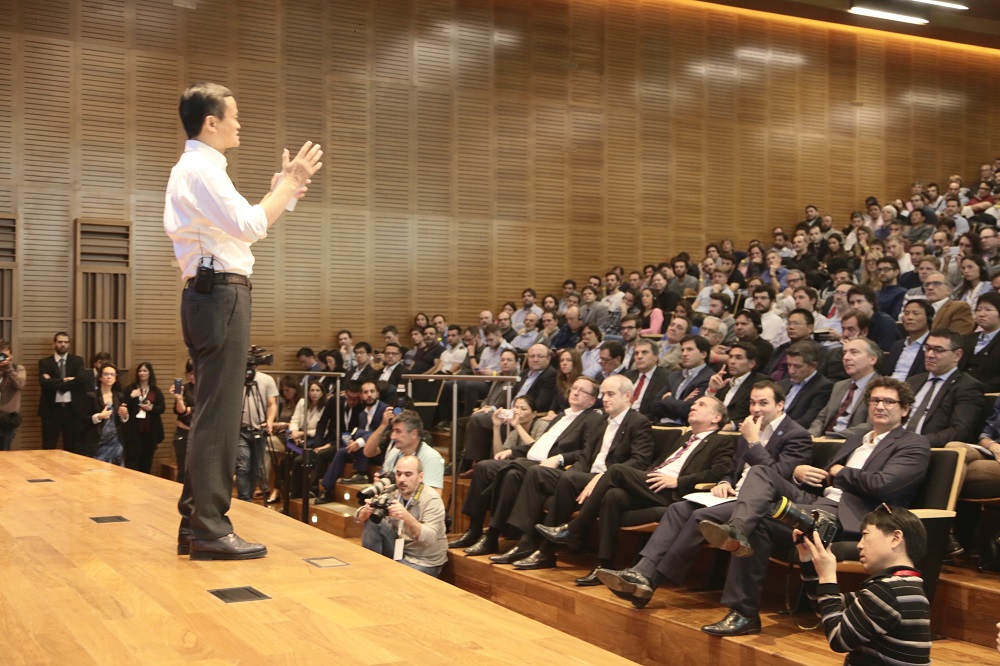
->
xmin=86 ymin=362 xmax=130 ymax=465
xmin=124 ymin=361 xmax=166 ymax=474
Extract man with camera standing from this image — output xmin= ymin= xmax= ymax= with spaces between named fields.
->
xmin=164 ymin=82 xmax=322 ymax=560
xmin=357 ymin=454 xmax=448 ymax=577
xmin=0 ymin=340 xmax=26 ymax=451
xmin=694 ymin=377 xmax=929 ymax=637
xmin=235 ymin=362 xmax=278 ymax=502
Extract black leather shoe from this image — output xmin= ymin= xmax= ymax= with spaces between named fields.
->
xmin=464 ymin=534 xmax=499 ymax=556
xmin=313 ymin=495 xmax=335 ymax=505
xmin=701 ymin=610 xmax=761 ymax=636
xmin=448 ymin=530 xmax=482 ymax=550
xmin=177 ymin=534 xmax=191 ymax=556
xmin=575 ymin=567 xmax=602 ymax=586
xmin=490 ymin=544 xmax=533 ymax=565
xmin=535 ymin=523 xmax=573 ymax=545
xmin=596 ymin=568 xmax=654 ymax=608
xmin=699 ymin=520 xmax=753 ymax=558
xmin=340 ymin=473 xmax=368 ymax=485
xmin=512 ymin=550 xmax=556 ymax=570
xmin=189 ymin=533 xmax=267 ymax=561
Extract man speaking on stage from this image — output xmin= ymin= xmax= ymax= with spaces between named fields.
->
xmin=164 ymin=82 xmax=323 ymax=560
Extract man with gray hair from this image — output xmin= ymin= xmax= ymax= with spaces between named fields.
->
xmin=809 ymin=338 xmax=881 ymax=438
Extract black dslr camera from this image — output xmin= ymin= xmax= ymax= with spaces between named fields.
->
xmin=367 ymin=489 xmax=397 ymax=524
xmin=357 ymin=478 xmax=396 ymax=503
xmin=245 ymin=345 xmax=274 ymax=385
xmin=770 ymin=497 xmax=839 ymax=548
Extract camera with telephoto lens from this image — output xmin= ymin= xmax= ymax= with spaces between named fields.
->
xmin=367 ymin=490 xmax=397 ymax=524
xmin=357 ymin=478 xmax=396 ymax=503
xmin=770 ymin=497 xmax=839 ymax=547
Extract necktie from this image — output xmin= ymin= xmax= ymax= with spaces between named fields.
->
xmin=976 ymin=333 xmax=991 ymax=354
xmin=824 ymin=382 xmax=857 ymax=432
xmin=658 ymin=433 xmax=698 ymax=469
xmin=58 ymin=357 xmax=66 ymax=379
xmin=907 ymin=377 xmax=941 ymax=432
xmin=632 ymin=373 xmax=646 ymax=403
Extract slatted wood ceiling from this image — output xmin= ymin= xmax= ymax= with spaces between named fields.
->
xmin=2 ymin=0 xmax=1000 ymax=456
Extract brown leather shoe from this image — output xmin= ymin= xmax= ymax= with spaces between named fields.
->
xmin=189 ymin=533 xmax=267 ymax=561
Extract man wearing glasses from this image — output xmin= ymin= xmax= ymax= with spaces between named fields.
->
xmin=923 ymin=272 xmax=975 ymax=334
xmin=696 ymin=377 xmax=930 ymax=637
xmin=980 ymin=226 xmax=1000 ymax=269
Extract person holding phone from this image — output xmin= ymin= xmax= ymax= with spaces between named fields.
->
xmin=124 ymin=361 xmax=166 ymax=474
xmin=491 ymin=396 xmax=546 ymax=459
xmin=86 ymin=362 xmax=130 ymax=465
xmin=169 ymin=361 xmax=196 ymax=485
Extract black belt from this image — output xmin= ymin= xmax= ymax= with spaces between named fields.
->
xmin=184 ymin=272 xmax=252 ymax=290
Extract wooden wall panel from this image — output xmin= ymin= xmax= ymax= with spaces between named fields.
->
xmin=4 ymin=0 xmax=1000 ymax=455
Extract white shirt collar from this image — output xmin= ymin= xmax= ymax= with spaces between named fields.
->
xmin=185 ymin=139 xmax=227 ymax=168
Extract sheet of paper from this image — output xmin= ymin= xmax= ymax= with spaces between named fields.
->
xmin=682 ymin=491 xmax=737 ymax=508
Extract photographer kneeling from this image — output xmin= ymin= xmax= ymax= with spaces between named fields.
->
xmin=795 ymin=505 xmax=930 ymax=665
xmin=356 ymin=453 xmax=448 ymax=577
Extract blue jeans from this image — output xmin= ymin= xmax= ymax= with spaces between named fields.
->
xmin=235 ymin=428 xmax=266 ymax=501
xmin=362 ymin=519 xmax=442 ymax=578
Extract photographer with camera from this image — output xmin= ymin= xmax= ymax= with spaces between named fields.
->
xmin=235 ymin=355 xmax=277 ymax=502
xmin=356 ymin=454 xmax=448 ymax=577
xmin=0 ymin=339 xmax=25 ymax=451
xmin=795 ymin=505 xmax=930 ymax=665
xmin=694 ymin=377 xmax=930 ymax=637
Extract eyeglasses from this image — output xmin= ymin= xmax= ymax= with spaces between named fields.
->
xmin=569 ymin=386 xmax=597 ymax=397
xmin=868 ymin=397 xmax=900 ymax=407
xmin=923 ymin=281 xmax=946 ymax=287
xmin=923 ymin=344 xmax=953 ymax=355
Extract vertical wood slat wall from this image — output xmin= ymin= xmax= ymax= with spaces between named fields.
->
xmin=2 ymin=0 xmax=1000 ymax=455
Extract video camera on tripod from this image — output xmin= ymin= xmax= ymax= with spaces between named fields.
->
xmin=245 ymin=345 xmax=274 ymax=386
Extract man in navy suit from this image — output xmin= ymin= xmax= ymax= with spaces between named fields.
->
xmin=959 ymin=291 xmax=1000 ymax=392
xmin=883 ymin=299 xmax=931 ymax=380
xmin=596 ymin=380 xmax=811 ymax=606
xmin=316 ymin=380 xmax=388 ymax=498
xmin=651 ymin=336 xmax=716 ymax=425
xmin=695 ymin=377 xmax=929 ymax=637
xmin=624 ymin=339 xmax=671 ymax=418
xmin=706 ymin=342 xmax=766 ymax=429
xmin=537 ymin=392 xmax=737 ymax=582
xmin=778 ymin=341 xmax=833 ymax=428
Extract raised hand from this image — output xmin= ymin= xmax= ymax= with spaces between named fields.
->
xmin=283 ymin=141 xmax=323 ymax=187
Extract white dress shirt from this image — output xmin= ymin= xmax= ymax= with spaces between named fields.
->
xmin=824 ymin=429 xmax=888 ymax=503
xmin=590 ymin=411 xmax=625 ymax=474
xmin=527 ymin=409 xmax=585 ymax=461
xmin=164 ymin=140 xmax=269 ymax=280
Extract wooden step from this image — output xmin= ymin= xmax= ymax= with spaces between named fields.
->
xmin=286 ymin=498 xmax=363 ymax=538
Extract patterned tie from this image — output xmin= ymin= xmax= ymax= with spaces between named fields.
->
xmin=58 ymin=357 xmax=66 ymax=379
xmin=632 ymin=373 xmax=646 ymax=403
xmin=657 ymin=433 xmax=699 ymax=470
xmin=824 ymin=382 xmax=857 ymax=432
xmin=907 ymin=377 xmax=941 ymax=432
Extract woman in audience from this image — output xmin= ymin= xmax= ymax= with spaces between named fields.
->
xmin=851 ymin=225 xmax=873 ymax=262
xmin=550 ymin=349 xmax=582 ymax=415
xmin=289 ymin=380 xmax=326 ymax=450
xmin=501 ymin=301 xmax=517 ymax=317
xmin=124 ymin=361 xmax=166 ymax=474
xmin=541 ymin=294 xmax=558 ymax=314
xmin=639 ymin=287 xmax=664 ymax=336
xmin=413 ymin=312 xmax=430 ymax=330
xmin=86 ymin=362 xmax=129 ymax=465
xmin=265 ymin=374 xmax=302 ymax=504
xmin=823 ymin=232 xmax=853 ymax=274
xmin=858 ymin=248 xmax=883 ymax=290
xmin=490 ymin=395 xmax=547 ymax=458
xmin=763 ymin=249 xmax=788 ymax=292
xmin=955 ymin=254 xmax=992 ymax=308
xmin=958 ymin=232 xmax=982 ymax=259
xmin=319 ymin=349 xmax=345 ymax=396
xmin=741 ymin=243 xmax=766 ymax=280
xmin=169 ymin=359 xmax=195 ymax=484
xmin=672 ymin=299 xmax=695 ymax=329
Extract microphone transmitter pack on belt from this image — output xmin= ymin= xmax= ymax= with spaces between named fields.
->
xmin=194 ymin=256 xmax=216 ymax=293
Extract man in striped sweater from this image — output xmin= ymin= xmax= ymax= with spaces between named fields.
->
xmin=796 ymin=505 xmax=931 ymax=665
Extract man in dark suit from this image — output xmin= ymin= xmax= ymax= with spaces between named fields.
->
xmin=318 ymin=379 xmax=390 ymax=490
xmin=705 ymin=342 xmax=765 ymax=429
xmin=345 ymin=342 xmax=379 ymax=386
xmin=651 ymin=335 xmax=715 ymax=425
xmin=37 ymin=331 xmax=88 ymax=454
xmin=778 ymin=341 xmax=833 ymax=429
xmin=375 ymin=342 xmax=406 ymax=404
xmin=596 ymin=380 xmax=812 ymax=606
xmin=959 ymin=291 xmax=1000 ymax=392
xmin=882 ymin=299 xmax=931 ymax=380
xmin=809 ymin=338 xmax=882 ymax=439
xmin=502 ymin=374 xmax=656 ymax=569
xmin=447 ymin=376 xmax=603 ymax=556
xmin=461 ymin=344 xmax=557 ymax=466
xmin=847 ymin=285 xmax=902 ymax=352
xmin=624 ymin=339 xmax=670 ymax=419
xmin=696 ymin=377 xmax=930 ymax=636
xmin=904 ymin=329 xmax=985 ymax=447
xmin=763 ymin=309 xmax=816 ymax=381
xmin=536 ymin=392 xmax=738 ymax=580
xmin=594 ymin=341 xmax=626 ymax=383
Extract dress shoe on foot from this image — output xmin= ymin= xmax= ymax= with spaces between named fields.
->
xmin=464 ymin=534 xmax=500 ymax=556
xmin=189 ymin=533 xmax=267 ymax=561
xmin=535 ymin=522 xmax=574 ymax=546
xmin=177 ymin=534 xmax=191 ymax=556
xmin=265 ymin=494 xmax=281 ymax=505
xmin=490 ymin=544 xmax=534 ymax=565
xmin=701 ymin=610 xmax=761 ymax=636
xmin=596 ymin=568 xmax=654 ymax=608
xmin=512 ymin=550 xmax=556 ymax=570
xmin=699 ymin=520 xmax=753 ymax=558
xmin=313 ymin=496 xmax=334 ymax=505
xmin=575 ymin=567 xmax=603 ymax=586
xmin=340 ymin=473 xmax=368 ymax=485
xmin=448 ymin=530 xmax=482 ymax=549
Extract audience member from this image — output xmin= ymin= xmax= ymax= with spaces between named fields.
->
xmin=778 ymin=342 xmax=833 ymax=428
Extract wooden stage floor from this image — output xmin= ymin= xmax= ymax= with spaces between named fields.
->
xmin=0 ymin=451 xmax=632 ymax=665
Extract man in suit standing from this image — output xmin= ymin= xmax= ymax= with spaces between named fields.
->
xmin=596 ymin=381 xmax=812 ymax=607
xmin=925 ymin=271 xmax=975 ymax=334
xmin=504 ymin=375 xmax=655 ymax=570
xmin=37 ymin=332 xmax=88 ymax=454
xmin=778 ymin=341 xmax=833 ymax=429
xmin=809 ymin=338 xmax=882 ymax=438
xmin=960 ymin=291 xmax=1000 ymax=392
xmin=883 ymin=299 xmax=932 ymax=380
xmin=706 ymin=342 xmax=766 ymax=429
xmin=904 ymin=329 xmax=985 ymax=447
xmin=625 ymin=339 xmax=670 ymax=419
xmin=651 ymin=335 xmax=716 ymax=425
xmin=375 ymin=342 xmax=405 ymax=404
xmin=537 ymin=393 xmax=737 ymax=581
xmin=447 ymin=376 xmax=602 ymax=556
xmin=696 ymin=377 xmax=930 ymax=636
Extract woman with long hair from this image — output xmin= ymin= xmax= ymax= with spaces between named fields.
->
xmin=550 ymin=349 xmax=583 ymax=415
xmin=124 ymin=361 xmax=166 ymax=474
xmin=823 ymin=232 xmax=853 ymax=274
xmin=413 ymin=312 xmax=430 ymax=330
xmin=87 ymin=362 xmax=130 ymax=466
xmin=289 ymin=380 xmax=327 ymax=449
xmin=267 ymin=375 xmax=301 ymax=504
xmin=319 ymin=349 xmax=344 ymax=396
xmin=741 ymin=243 xmax=766 ymax=280
xmin=859 ymin=248 xmax=884 ymax=290
xmin=639 ymin=287 xmax=664 ymax=336
xmin=955 ymin=254 xmax=992 ymax=308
